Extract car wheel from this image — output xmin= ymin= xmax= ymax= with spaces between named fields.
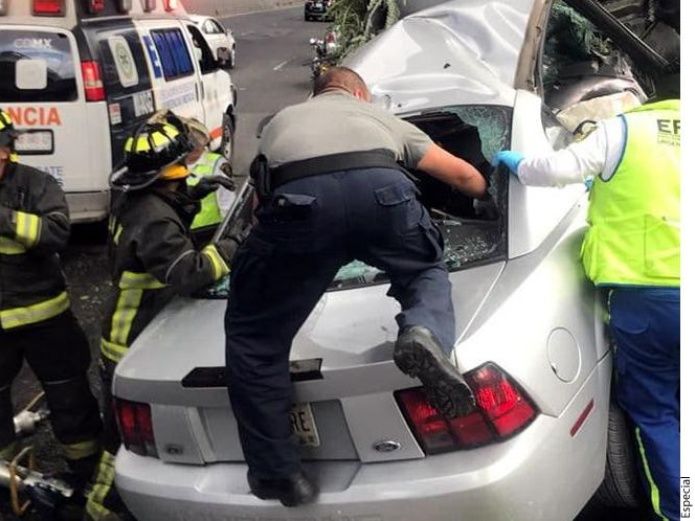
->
xmin=594 ymin=400 xmax=645 ymax=509
xmin=220 ymin=113 xmax=235 ymax=162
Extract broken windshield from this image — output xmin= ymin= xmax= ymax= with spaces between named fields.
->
xmin=202 ymin=105 xmax=510 ymax=297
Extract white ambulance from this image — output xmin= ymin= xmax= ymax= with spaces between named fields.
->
xmin=0 ymin=0 xmax=237 ymax=222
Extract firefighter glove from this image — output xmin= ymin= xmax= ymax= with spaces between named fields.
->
xmin=189 ymin=175 xmax=236 ymax=200
xmin=492 ymin=150 xmax=524 ymax=176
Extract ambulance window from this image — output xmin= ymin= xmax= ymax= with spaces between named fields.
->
xmin=187 ymin=25 xmax=217 ymax=75
xmin=0 ymin=30 xmax=77 ymax=102
xmin=151 ymin=29 xmax=194 ymax=80
xmin=98 ymin=31 xmax=151 ymax=96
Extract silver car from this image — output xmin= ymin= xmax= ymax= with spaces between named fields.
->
xmin=112 ymin=1 xmax=675 ymax=519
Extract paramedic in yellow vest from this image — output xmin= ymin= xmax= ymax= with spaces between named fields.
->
xmin=184 ymin=118 xmax=236 ymax=239
xmin=0 ymin=108 xmax=102 ymax=491
xmin=493 ymin=99 xmax=680 ymax=521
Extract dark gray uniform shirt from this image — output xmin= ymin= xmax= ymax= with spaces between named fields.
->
xmin=260 ymin=90 xmax=433 ymax=168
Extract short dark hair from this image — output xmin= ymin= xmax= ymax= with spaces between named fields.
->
xmin=313 ymin=67 xmax=370 ymax=97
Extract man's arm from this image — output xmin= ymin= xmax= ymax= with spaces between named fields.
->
xmin=416 ymin=143 xmax=487 ymax=198
xmin=0 ymin=174 xmax=70 ymax=254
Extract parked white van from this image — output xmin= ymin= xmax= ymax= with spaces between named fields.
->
xmin=0 ymin=0 xmax=237 ymax=222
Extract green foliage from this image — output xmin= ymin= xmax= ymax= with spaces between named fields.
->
xmin=327 ymin=0 xmax=402 ymax=61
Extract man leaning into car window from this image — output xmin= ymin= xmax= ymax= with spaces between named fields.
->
xmin=225 ymin=66 xmax=490 ymax=506
xmin=494 ymin=99 xmax=680 ymax=521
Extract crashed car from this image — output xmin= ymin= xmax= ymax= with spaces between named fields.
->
xmin=112 ymin=0 xmax=676 ymax=519
xmin=305 ymin=0 xmax=333 ymax=21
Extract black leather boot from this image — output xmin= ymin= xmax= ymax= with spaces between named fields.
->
xmin=248 ymin=470 xmax=318 ymax=507
xmin=393 ymin=326 xmax=477 ymax=419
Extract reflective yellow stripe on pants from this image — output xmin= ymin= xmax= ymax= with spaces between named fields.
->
xmin=0 ymin=291 xmax=70 ymax=330
xmin=202 ymin=244 xmax=230 ymax=280
xmin=85 ymin=451 xmax=116 ymax=521
xmin=636 ymin=428 xmax=669 ymax=521
xmin=61 ymin=438 xmax=101 ymax=460
xmin=0 ymin=236 xmax=26 ymax=255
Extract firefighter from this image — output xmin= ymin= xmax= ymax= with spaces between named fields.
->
xmin=493 ymin=99 xmax=680 ymax=521
xmin=225 ymin=67 xmax=489 ymax=506
xmin=0 ymin=108 xmax=102 ymax=488
xmin=84 ymin=116 xmax=241 ymax=521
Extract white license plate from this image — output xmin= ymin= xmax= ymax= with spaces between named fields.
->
xmin=290 ymin=403 xmax=320 ymax=447
xmin=15 ymin=130 xmax=53 ymax=154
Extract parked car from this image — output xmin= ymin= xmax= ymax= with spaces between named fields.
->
xmin=0 ymin=0 xmax=237 ymax=223
xmin=305 ymin=0 xmax=333 ymax=21
xmin=190 ymin=14 xmax=236 ymax=69
xmin=112 ymin=0 xmax=676 ymax=520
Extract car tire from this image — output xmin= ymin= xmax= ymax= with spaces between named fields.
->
xmin=594 ymin=400 xmax=645 ymax=509
xmin=220 ymin=113 xmax=235 ymax=162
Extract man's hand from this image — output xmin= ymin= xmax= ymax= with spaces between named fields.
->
xmin=416 ymin=144 xmax=487 ymax=198
xmin=189 ymin=175 xmax=237 ymax=200
xmin=491 ymin=151 xmax=524 ymax=176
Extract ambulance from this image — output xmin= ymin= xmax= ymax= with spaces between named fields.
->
xmin=0 ymin=0 xmax=238 ymax=222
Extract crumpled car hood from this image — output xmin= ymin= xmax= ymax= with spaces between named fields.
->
xmin=344 ymin=0 xmax=534 ymax=112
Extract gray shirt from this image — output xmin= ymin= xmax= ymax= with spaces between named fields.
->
xmin=259 ymin=90 xmax=433 ymax=169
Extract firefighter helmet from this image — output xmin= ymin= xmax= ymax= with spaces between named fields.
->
xmin=111 ymin=119 xmax=194 ymax=189
xmin=0 ymin=108 xmax=19 ymax=148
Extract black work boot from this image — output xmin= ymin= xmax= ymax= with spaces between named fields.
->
xmin=393 ymin=326 xmax=477 ymax=419
xmin=248 ymin=470 xmax=318 ymax=507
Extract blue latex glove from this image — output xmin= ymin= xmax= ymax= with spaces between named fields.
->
xmin=492 ymin=150 xmax=524 ymax=176
xmin=583 ymin=176 xmax=594 ymax=191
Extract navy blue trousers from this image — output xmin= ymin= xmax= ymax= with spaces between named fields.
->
xmin=609 ymin=287 xmax=680 ymax=521
xmin=225 ymin=168 xmax=454 ymax=477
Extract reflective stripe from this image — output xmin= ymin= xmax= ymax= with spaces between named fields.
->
xmin=61 ymin=439 xmax=100 ymax=460
xmin=110 ymin=288 xmax=143 ymax=346
xmin=202 ymin=244 xmax=230 ymax=279
xmin=100 ymin=338 xmax=129 ymax=364
xmin=113 ymin=224 xmax=124 ymax=245
xmin=85 ymin=451 xmax=116 ymax=521
xmin=14 ymin=211 xmax=41 ymax=248
xmin=636 ymin=428 xmax=668 ymax=521
xmin=0 ymin=292 xmax=70 ymax=330
xmin=119 ymin=271 xmax=167 ymax=290
xmin=0 ymin=236 xmax=26 ymax=254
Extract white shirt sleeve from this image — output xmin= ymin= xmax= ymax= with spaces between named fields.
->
xmin=516 ymin=118 xmax=626 ymax=187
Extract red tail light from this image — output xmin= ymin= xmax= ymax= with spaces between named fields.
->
xmin=87 ymin=0 xmax=104 ymax=14
xmin=115 ymin=399 xmax=158 ymax=458
xmin=33 ymin=0 xmax=65 ymax=15
xmin=81 ymin=61 xmax=105 ymax=102
xmin=396 ymin=363 xmax=537 ymax=454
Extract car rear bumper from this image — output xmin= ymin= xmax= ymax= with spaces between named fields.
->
xmin=116 ymin=357 xmax=611 ymax=521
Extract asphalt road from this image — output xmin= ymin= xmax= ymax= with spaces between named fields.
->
xmin=2 ymin=6 xmax=651 ymax=521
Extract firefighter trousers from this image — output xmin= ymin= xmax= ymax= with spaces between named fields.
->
xmin=609 ymin=287 xmax=680 ymax=521
xmin=225 ymin=168 xmax=455 ymax=479
xmin=0 ymin=311 xmax=102 ymax=482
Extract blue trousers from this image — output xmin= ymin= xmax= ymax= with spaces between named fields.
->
xmin=225 ymin=168 xmax=455 ymax=477
xmin=609 ymin=287 xmax=680 ymax=521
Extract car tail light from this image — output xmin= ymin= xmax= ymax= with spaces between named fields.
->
xmin=33 ymin=0 xmax=65 ymax=15
xmin=396 ymin=363 xmax=537 ymax=454
xmin=86 ymin=0 xmax=104 ymax=14
xmin=81 ymin=61 xmax=105 ymax=102
xmin=115 ymin=398 xmax=158 ymax=458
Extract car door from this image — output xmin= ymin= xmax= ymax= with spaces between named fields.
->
xmin=185 ymin=23 xmax=229 ymax=148
xmin=135 ymin=20 xmax=204 ymax=123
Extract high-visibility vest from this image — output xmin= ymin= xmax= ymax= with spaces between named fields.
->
xmin=581 ymin=100 xmax=680 ymax=287
xmin=187 ymin=152 xmax=225 ymax=230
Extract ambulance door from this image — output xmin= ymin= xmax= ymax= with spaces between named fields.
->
xmin=0 ymin=26 xmax=102 ymax=197
xmin=184 ymin=22 xmax=230 ymax=148
xmin=135 ymin=20 xmax=204 ymax=123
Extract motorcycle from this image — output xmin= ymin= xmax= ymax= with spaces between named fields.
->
xmin=309 ymin=29 xmax=340 ymax=79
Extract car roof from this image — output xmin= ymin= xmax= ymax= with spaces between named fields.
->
xmin=187 ymin=14 xmax=208 ymax=24
xmin=344 ymin=0 xmax=536 ymax=113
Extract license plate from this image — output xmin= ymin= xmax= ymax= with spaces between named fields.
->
xmin=15 ymin=130 xmax=53 ymax=154
xmin=290 ymin=403 xmax=320 ymax=447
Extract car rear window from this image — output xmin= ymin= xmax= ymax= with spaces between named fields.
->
xmin=0 ymin=30 xmax=77 ymax=102
xmin=150 ymin=28 xmax=194 ymax=80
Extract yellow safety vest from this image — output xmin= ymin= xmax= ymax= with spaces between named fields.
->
xmin=188 ymin=152 xmax=225 ymax=230
xmin=581 ymin=100 xmax=680 ymax=287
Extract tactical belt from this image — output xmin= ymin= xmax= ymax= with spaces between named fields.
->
xmin=269 ymin=148 xmax=407 ymax=192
